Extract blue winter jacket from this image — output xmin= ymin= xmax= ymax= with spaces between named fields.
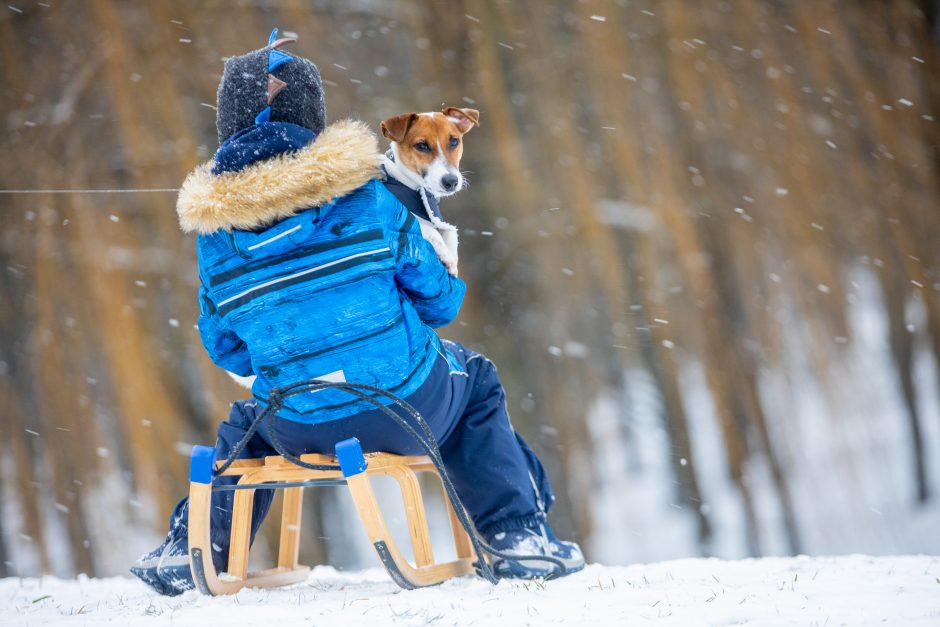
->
xmin=176 ymin=120 xmax=466 ymax=423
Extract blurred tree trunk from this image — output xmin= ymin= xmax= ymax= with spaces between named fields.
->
xmin=1 ymin=0 xmax=938 ymax=574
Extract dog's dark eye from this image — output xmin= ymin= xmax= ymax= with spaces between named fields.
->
xmin=449 ymin=137 xmax=460 ymax=148
xmin=414 ymin=141 xmax=431 ymax=152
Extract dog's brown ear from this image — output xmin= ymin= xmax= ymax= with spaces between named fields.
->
xmin=380 ymin=113 xmax=417 ymax=143
xmin=443 ymin=107 xmax=480 ymax=134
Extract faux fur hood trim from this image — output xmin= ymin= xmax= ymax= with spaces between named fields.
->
xmin=176 ymin=120 xmax=382 ymax=234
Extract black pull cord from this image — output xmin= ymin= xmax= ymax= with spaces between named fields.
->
xmin=210 ymin=379 xmax=567 ymax=582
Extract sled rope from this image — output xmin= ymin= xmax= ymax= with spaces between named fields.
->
xmin=211 ymin=378 xmax=568 ymax=583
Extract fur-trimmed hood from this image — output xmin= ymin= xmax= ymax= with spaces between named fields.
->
xmin=176 ymin=120 xmax=381 ymax=234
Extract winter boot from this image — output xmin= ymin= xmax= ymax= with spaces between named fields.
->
xmin=130 ymin=534 xmax=195 ymax=596
xmin=131 ymin=500 xmax=196 ymax=596
xmin=487 ymin=522 xmax=585 ymax=579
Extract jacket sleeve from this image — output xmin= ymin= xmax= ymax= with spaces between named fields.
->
xmin=380 ymin=187 xmax=466 ymax=328
xmin=197 ymin=282 xmax=253 ymax=376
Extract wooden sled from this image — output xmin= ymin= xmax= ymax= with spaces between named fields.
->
xmin=187 ymin=438 xmax=476 ymax=595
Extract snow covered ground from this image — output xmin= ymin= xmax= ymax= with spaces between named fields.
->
xmin=2 ymin=555 xmax=938 ymax=626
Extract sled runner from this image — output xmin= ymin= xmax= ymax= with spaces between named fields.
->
xmin=187 ymin=438 xmax=476 ymax=595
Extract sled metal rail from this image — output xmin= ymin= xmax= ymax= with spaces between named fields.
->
xmin=210 ymin=478 xmax=347 ymax=491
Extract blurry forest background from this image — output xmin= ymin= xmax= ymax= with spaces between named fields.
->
xmin=1 ymin=0 xmax=939 ymax=577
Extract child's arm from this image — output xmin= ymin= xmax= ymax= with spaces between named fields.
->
xmin=381 ymin=189 xmax=466 ymax=328
xmin=197 ymin=283 xmax=253 ymax=376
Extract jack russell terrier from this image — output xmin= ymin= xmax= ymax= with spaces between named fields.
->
xmin=379 ymin=106 xmax=480 ymax=276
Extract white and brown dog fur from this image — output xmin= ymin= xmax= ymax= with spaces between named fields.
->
xmin=379 ymin=107 xmax=480 ymax=276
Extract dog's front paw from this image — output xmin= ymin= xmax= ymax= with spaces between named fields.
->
xmin=440 ymin=231 xmax=459 ymax=276
xmin=437 ymin=248 xmax=459 ymax=276
xmin=443 ymin=256 xmax=459 ymax=277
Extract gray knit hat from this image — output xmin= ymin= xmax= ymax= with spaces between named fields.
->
xmin=215 ymin=28 xmax=326 ymax=144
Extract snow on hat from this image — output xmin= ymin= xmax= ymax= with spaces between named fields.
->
xmin=215 ymin=28 xmax=326 ymax=144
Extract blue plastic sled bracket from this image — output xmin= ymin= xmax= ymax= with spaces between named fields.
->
xmin=190 ymin=445 xmax=217 ymax=484
xmin=335 ymin=438 xmax=367 ymax=477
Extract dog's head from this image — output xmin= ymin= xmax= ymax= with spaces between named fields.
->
xmin=380 ymin=107 xmax=480 ymax=197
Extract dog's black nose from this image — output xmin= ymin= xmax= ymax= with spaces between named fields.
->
xmin=441 ymin=174 xmax=459 ymax=192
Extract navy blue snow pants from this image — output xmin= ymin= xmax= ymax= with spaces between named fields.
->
xmin=164 ymin=341 xmax=554 ymax=572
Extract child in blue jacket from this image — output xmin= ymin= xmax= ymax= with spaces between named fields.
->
xmin=132 ymin=31 xmax=583 ymax=595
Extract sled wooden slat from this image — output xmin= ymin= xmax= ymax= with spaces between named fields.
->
xmin=376 ymin=466 xmax=435 ymax=567
xmin=226 ymin=486 xmax=254 ymax=580
xmin=277 ymin=487 xmax=303 ymax=569
xmin=189 ymin=448 xmax=476 ymax=596
xmin=343 ymin=471 xmax=475 ymax=587
xmin=215 ymin=458 xmax=265 ymax=472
